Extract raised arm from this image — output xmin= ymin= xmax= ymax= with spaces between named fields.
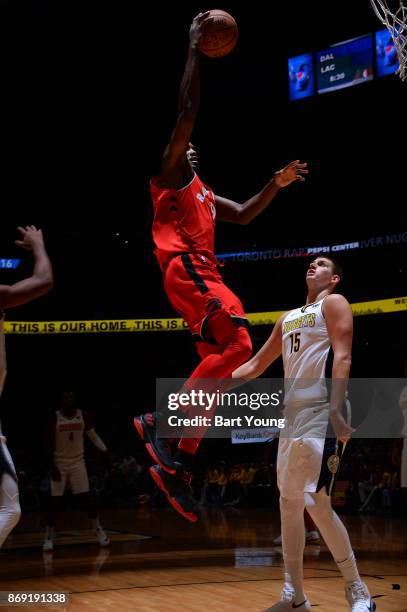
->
xmin=233 ymin=314 xmax=286 ymax=380
xmin=0 ymin=312 xmax=6 ymax=396
xmin=160 ymin=12 xmax=211 ymax=188
xmin=324 ymin=293 xmax=355 ymax=442
xmin=215 ymin=160 xmax=308 ymax=225
xmin=0 ymin=226 xmax=53 ymax=310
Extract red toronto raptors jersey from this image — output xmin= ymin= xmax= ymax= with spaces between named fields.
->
xmin=151 ymin=173 xmax=216 ymax=270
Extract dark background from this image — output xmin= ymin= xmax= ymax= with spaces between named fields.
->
xmin=0 ymin=1 xmax=405 ymax=465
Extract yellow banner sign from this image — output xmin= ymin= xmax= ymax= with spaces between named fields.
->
xmin=4 ymin=296 xmax=406 ymax=335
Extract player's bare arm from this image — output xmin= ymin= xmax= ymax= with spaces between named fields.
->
xmin=232 ymin=314 xmax=286 ymax=380
xmin=160 ymin=12 xmax=212 ymax=189
xmin=84 ymin=411 xmax=111 ymax=456
xmin=0 ymin=311 xmax=6 ymax=396
xmin=215 ymin=160 xmax=308 ymax=225
xmin=0 ymin=226 xmax=53 ymax=310
xmin=324 ymin=293 xmax=355 ymax=442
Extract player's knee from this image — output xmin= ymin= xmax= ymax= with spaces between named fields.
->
xmin=240 ymin=328 xmax=253 ymax=359
xmin=237 ymin=328 xmax=252 ymax=361
xmin=280 ymin=495 xmax=304 ymax=522
xmin=205 ymin=308 xmax=252 ymax=364
xmin=224 ymin=327 xmax=252 ymax=370
xmin=206 ymin=307 xmax=235 ymax=340
xmin=280 ymin=495 xmax=301 ymax=509
xmin=307 ymin=490 xmax=333 ymax=519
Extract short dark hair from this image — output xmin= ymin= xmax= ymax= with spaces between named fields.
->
xmin=326 ymin=257 xmax=343 ymax=281
xmin=310 ymin=256 xmax=343 ymax=283
xmin=328 ymin=257 xmax=343 ymax=280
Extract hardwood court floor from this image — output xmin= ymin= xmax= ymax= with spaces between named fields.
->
xmin=0 ymin=507 xmax=406 ymax=611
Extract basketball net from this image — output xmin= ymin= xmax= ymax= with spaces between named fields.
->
xmin=370 ymin=0 xmax=407 ymax=80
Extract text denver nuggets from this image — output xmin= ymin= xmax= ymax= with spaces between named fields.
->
xmin=283 ymin=313 xmax=316 ymax=334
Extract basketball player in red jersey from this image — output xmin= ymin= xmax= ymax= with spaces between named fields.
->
xmin=134 ymin=12 xmax=308 ymax=521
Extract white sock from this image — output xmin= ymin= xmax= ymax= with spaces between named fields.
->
xmin=284 ymin=564 xmax=306 ymax=604
xmin=45 ymin=526 xmax=54 ymax=539
xmin=336 ymin=552 xmax=361 ymax=585
xmin=305 ymin=490 xmax=361 ymax=585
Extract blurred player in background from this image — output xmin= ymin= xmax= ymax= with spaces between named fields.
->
xmin=134 ymin=11 xmax=307 ymax=522
xmin=43 ymin=390 xmax=112 ymax=552
xmin=0 ymin=226 xmax=53 ymax=547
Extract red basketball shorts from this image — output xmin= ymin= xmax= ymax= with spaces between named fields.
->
xmin=162 ymin=253 xmax=248 ymax=340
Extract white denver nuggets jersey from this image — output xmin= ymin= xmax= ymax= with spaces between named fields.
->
xmin=54 ymin=409 xmax=85 ymax=463
xmin=282 ymin=298 xmax=331 ymax=406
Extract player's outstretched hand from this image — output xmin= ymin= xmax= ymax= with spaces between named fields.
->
xmin=330 ymin=411 xmax=355 ymax=443
xmin=274 ymin=160 xmax=308 ymax=188
xmin=15 ymin=226 xmax=45 ymax=251
xmin=189 ymin=11 xmax=213 ymax=48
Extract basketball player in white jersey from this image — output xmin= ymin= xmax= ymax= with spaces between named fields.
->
xmin=0 ymin=226 xmax=53 ymax=547
xmin=43 ymin=390 xmax=111 ymax=551
xmin=233 ymin=257 xmax=375 ymax=611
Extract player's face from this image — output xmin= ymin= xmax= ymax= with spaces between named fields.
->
xmin=62 ymin=391 xmax=75 ymax=410
xmin=306 ymin=257 xmax=338 ymax=290
xmin=186 ymin=143 xmax=199 ymax=171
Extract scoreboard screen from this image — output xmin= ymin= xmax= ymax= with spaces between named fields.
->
xmin=288 ymin=52 xmax=315 ymax=101
xmin=375 ymin=29 xmax=400 ymax=77
xmin=316 ymin=34 xmax=374 ymax=94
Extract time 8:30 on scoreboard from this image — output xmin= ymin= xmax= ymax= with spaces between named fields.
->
xmin=316 ymin=34 xmax=374 ymax=94
xmin=287 ymin=31 xmax=395 ymax=101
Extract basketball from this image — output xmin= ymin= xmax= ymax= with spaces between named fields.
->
xmin=199 ymin=10 xmax=238 ymax=58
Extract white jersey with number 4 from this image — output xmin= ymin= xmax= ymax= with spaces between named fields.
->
xmin=282 ymin=298 xmax=331 ymax=407
xmin=54 ymin=410 xmax=85 ymax=464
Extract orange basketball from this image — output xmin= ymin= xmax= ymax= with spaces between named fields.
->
xmin=199 ymin=9 xmax=238 ymax=58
